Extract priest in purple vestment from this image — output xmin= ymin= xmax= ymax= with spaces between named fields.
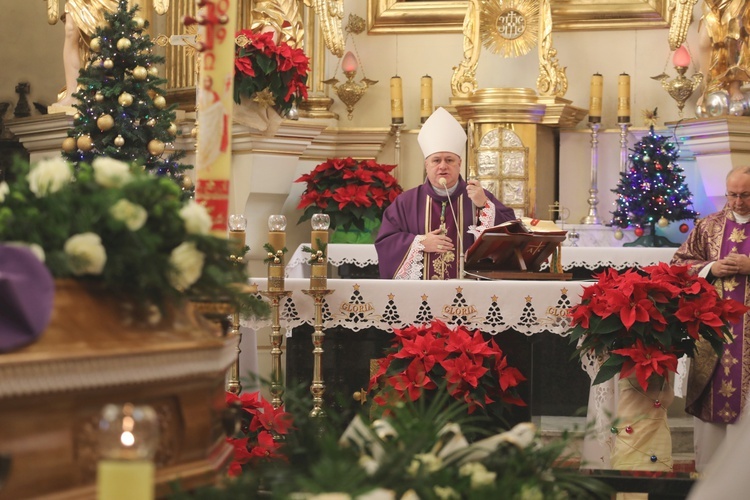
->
xmin=671 ymin=165 xmax=750 ymax=472
xmin=375 ymin=107 xmax=515 ymax=280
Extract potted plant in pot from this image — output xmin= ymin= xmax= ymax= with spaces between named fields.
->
xmin=568 ymin=263 xmax=747 ymax=471
xmin=233 ymin=28 xmax=309 ymax=133
xmin=0 ymin=156 xmax=268 ymax=497
xmin=295 ymin=157 xmax=403 ymax=244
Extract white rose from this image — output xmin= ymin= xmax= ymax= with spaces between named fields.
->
xmin=0 ymin=181 xmax=9 ymax=202
xmin=109 ymin=199 xmax=148 ymax=231
xmin=5 ymin=242 xmax=45 ymax=262
xmin=92 ymin=157 xmax=132 ymax=188
xmin=64 ymin=232 xmax=107 ymax=275
xmin=27 ymin=157 xmax=72 ymax=197
xmin=179 ymin=200 xmax=212 ymax=235
xmin=168 ymin=241 xmax=205 ymax=291
xmin=407 ymin=453 xmax=442 ymax=477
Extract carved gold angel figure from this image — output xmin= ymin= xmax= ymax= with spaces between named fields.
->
xmin=699 ymin=0 xmax=750 ymax=102
xmin=47 ymin=0 xmax=169 ymax=106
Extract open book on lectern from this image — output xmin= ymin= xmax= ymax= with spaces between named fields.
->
xmin=463 ymin=218 xmax=569 ymax=280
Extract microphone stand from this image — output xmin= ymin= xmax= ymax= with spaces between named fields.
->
xmin=440 ymin=179 xmax=465 ymax=280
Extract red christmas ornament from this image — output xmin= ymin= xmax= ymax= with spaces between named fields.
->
xmin=656 ymin=196 xmax=664 ymax=203
xmin=634 ymin=227 xmax=644 ymax=237
xmin=655 ymin=163 xmax=663 ymax=170
xmin=680 ymin=223 xmax=689 ymax=233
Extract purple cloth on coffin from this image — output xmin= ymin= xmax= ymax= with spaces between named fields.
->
xmin=0 ymin=245 xmax=54 ymax=352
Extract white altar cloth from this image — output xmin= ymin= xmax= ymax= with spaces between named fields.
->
xmin=242 ymin=278 xmax=582 ymax=336
xmin=285 ymin=245 xmax=678 ymax=278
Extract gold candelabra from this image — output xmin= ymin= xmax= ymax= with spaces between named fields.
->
xmin=261 ymin=214 xmax=290 ymax=409
xmin=302 ymin=214 xmax=331 ymax=417
xmin=226 ymin=214 xmax=248 ymax=395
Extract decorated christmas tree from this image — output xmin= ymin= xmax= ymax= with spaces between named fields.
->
xmin=610 ymin=127 xmax=698 ymax=246
xmin=61 ymin=0 xmax=193 ymax=196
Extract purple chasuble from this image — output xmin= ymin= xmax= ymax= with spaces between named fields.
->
xmin=709 ymin=219 xmax=750 ymax=423
xmin=375 ymin=177 xmax=515 ymax=279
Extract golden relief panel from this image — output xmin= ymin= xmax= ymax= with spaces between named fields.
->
xmin=368 ymin=0 xmax=669 ymax=34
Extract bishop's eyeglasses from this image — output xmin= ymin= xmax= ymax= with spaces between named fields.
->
xmin=726 ymin=192 xmax=750 ymax=201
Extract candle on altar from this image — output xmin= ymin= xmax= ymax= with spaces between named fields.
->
xmin=228 ymin=214 xmax=247 ymax=249
xmin=589 ymin=73 xmax=603 ymax=122
xmin=390 ymin=76 xmax=404 ymax=125
xmin=309 ymin=214 xmax=329 ymax=290
xmin=193 ymin=0 xmax=238 ymax=236
xmin=420 ymin=75 xmax=433 ymax=123
xmin=617 ymin=73 xmax=630 ymax=122
xmin=267 ymin=214 xmax=287 ymax=251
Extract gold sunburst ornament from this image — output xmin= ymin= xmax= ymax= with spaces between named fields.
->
xmin=480 ymin=0 xmax=539 ymax=58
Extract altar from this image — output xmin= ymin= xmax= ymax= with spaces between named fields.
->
xmin=243 ymin=277 xmax=592 ymax=421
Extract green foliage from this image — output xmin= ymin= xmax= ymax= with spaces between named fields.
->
xmin=62 ymin=0 xmax=192 ymax=196
xmin=0 ymin=156 xmax=267 ymax=320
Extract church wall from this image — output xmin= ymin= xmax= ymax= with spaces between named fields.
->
xmin=1 ymin=0 xmax=709 ymax=231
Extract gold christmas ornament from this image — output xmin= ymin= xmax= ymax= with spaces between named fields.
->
xmin=147 ymin=89 xmax=157 ymax=99
xmin=90 ymin=37 xmax=102 ymax=52
xmin=148 ymin=139 xmax=165 ymax=156
xmin=103 ymin=58 xmax=114 ymax=69
xmin=146 ymin=118 xmax=156 ymax=127
xmin=133 ymin=66 xmax=148 ymax=80
xmin=114 ymin=135 xmax=125 ymax=147
xmin=62 ymin=137 xmax=77 ymax=153
xmin=148 ymin=66 xmax=158 ymax=77
xmin=95 ymin=91 xmax=104 ymax=102
xmin=614 ymin=229 xmax=624 ymax=240
xmin=190 ymin=127 xmax=197 ymax=138
xmin=153 ymin=95 xmax=167 ymax=109
xmin=181 ymin=175 xmax=194 ymax=189
xmin=74 ymin=112 xmax=82 ymax=121
xmin=133 ymin=16 xmax=145 ymax=29
xmin=77 ymin=135 xmax=93 ymax=151
xmin=117 ymin=37 xmax=132 ymax=51
xmin=97 ymin=114 xmax=115 ymax=131
xmin=658 ymin=217 xmax=669 ymax=227
xmin=118 ymin=92 xmax=133 ymax=107
xmin=167 ymin=123 xmax=177 ymax=136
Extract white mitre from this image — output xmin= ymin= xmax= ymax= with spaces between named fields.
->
xmin=417 ymin=107 xmax=467 ymax=159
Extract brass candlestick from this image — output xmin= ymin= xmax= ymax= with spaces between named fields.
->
xmin=226 ymin=214 xmax=247 ymax=395
xmin=301 ymin=287 xmax=333 ymax=418
xmin=260 ymin=289 xmax=291 ymax=409
xmin=618 ymin=121 xmax=631 ymax=173
xmin=263 ymin=214 xmax=289 ymax=409
xmin=580 ymin=121 xmax=602 ymax=225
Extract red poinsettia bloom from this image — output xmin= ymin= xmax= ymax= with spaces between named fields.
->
xmin=295 ymin=157 xmax=402 ymax=231
xmin=442 ymin=352 xmax=488 ymax=389
xmin=674 ymin=296 xmax=724 ymax=339
xmin=332 ymin=184 xmax=372 ymax=209
xmin=612 ymin=340 xmax=678 ymax=391
xmin=234 ymin=29 xmax=309 ymax=115
xmin=249 ymin=398 xmax=293 ymax=436
xmin=389 ymin=358 xmax=437 ymax=401
xmin=571 ymin=263 xmax=747 ymax=392
xmin=393 ymin=331 xmax=448 ymax=373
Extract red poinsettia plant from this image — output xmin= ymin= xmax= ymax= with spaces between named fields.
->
xmin=295 ymin=157 xmax=403 ymax=232
xmin=569 ymin=263 xmax=749 ymax=391
xmin=368 ymin=320 xmax=526 ymax=419
xmin=234 ymin=30 xmax=309 ymax=115
xmin=225 ymin=391 xmax=293 ymax=477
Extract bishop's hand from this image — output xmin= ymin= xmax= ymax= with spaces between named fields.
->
xmin=422 ymin=228 xmax=454 ymax=254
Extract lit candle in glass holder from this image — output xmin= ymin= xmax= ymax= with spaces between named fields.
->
xmin=267 ymin=214 xmax=286 ymax=251
xmin=310 ymin=214 xmax=330 ymax=290
xmin=228 ymin=214 xmax=247 ymax=251
xmin=97 ymin=403 xmax=159 ymax=500
xmin=267 ymin=215 xmax=287 ymax=292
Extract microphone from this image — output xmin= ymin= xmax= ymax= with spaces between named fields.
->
xmin=439 ymin=177 xmax=465 ymax=280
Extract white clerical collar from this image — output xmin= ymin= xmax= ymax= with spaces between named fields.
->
xmin=430 ymin=181 xmax=459 ymax=197
xmin=733 ymin=212 xmax=750 ymax=224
